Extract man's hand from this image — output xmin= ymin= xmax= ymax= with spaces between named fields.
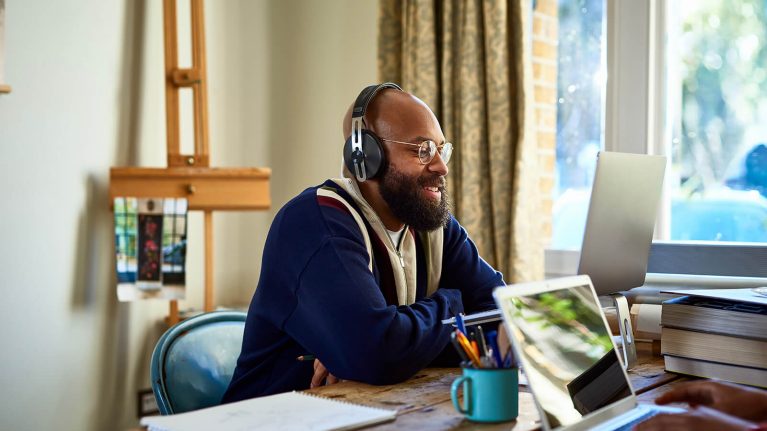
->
xmin=310 ymin=359 xmax=340 ymax=389
xmin=653 ymin=380 xmax=767 ymax=422
xmin=632 ymin=406 xmax=755 ymax=431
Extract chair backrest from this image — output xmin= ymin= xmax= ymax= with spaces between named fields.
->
xmin=150 ymin=310 xmax=247 ymax=415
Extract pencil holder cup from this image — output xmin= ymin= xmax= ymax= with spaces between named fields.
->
xmin=450 ymin=367 xmax=519 ymax=423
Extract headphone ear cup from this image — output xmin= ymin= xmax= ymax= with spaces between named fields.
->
xmin=343 ymin=130 xmax=385 ymax=180
xmin=360 ymin=130 xmax=385 ymax=179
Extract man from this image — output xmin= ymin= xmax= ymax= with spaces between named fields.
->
xmin=223 ymin=84 xmax=504 ymax=402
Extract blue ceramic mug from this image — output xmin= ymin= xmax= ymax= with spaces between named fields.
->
xmin=450 ymin=367 xmax=519 ymax=423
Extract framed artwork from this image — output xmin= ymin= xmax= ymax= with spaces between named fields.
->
xmin=114 ymin=197 xmax=188 ymax=302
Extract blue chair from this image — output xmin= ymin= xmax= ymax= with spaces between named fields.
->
xmin=150 ymin=310 xmax=247 ymax=414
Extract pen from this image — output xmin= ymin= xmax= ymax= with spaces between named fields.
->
xmin=296 ymin=354 xmax=316 ymax=361
xmin=476 ymin=326 xmax=489 ymax=357
xmin=455 ymin=330 xmax=482 ymax=367
xmin=486 ymin=330 xmax=503 ymax=368
xmin=503 ymin=350 xmax=514 ymax=368
xmin=455 ymin=313 xmax=467 ymax=336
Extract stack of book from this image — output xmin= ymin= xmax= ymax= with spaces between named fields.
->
xmin=660 ymin=288 xmax=767 ymax=387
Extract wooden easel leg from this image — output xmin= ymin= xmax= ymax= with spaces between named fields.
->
xmin=204 ymin=210 xmax=214 ymax=312
xmin=168 ymin=300 xmax=180 ymax=326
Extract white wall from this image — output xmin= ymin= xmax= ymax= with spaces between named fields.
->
xmin=0 ymin=0 xmax=377 ymax=429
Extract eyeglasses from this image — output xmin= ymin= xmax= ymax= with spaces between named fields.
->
xmin=381 ymin=138 xmax=453 ymax=165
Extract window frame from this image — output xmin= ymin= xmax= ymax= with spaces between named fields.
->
xmin=544 ymin=0 xmax=767 ymax=279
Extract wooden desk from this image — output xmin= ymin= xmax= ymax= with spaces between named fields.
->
xmin=307 ymin=342 xmax=687 ymax=430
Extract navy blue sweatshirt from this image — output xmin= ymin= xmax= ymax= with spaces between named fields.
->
xmin=222 ymin=180 xmax=504 ymax=402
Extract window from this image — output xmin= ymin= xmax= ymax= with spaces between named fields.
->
xmin=547 ymin=0 xmax=767 ymax=277
xmin=666 ymin=0 xmax=767 ymax=243
xmin=551 ymin=0 xmax=606 ymax=250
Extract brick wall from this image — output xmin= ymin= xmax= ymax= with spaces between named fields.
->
xmin=532 ymin=0 xmax=558 ymax=244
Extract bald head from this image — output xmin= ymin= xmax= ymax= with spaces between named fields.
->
xmin=342 ymin=89 xmax=442 ymax=144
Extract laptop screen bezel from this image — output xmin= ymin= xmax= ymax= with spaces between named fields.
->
xmin=493 ymin=275 xmax=640 ymax=431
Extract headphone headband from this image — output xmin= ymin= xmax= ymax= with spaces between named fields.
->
xmin=344 ymin=82 xmax=402 ymax=182
xmin=348 ymin=83 xmax=403 ymax=181
xmin=351 ymin=82 xmax=403 ymax=119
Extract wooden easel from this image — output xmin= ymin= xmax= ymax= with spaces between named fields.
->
xmin=109 ymin=0 xmax=270 ymax=325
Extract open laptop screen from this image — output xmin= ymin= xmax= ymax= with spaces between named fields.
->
xmin=495 ymin=279 xmax=633 ymax=429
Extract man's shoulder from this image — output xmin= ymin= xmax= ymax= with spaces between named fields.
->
xmin=440 ymin=214 xmax=470 ymax=245
xmin=443 ymin=214 xmax=464 ymax=234
xmin=279 ymin=180 xmax=357 ymax=215
xmin=275 ymin=180 xmax=364 ymax=237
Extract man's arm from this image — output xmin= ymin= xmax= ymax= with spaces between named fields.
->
xmin=440 ymin=217 xmax=505 ymax=313
xmin=283 ymin=235 xmax=464 ymax=385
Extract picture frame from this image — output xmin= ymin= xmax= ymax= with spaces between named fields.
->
xmin=114 ymin=197 xmax=188 ymax=302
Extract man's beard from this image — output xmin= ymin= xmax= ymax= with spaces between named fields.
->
xmin=378 ymin=163 xmax=451 ymax=231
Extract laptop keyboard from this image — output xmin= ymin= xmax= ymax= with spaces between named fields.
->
xmin=612 ymin=409 xmax=661 ymax=431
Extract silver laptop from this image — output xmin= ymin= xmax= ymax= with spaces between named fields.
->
xmin=441 ymin=152 xmax=667 ymax=330
xmin=578 ymin=152 xmax=666 ymax=296
xmin=493 ymin=275 xmax=683 ymax=431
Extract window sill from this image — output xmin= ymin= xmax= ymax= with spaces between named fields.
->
xmin=545 ymin=241 xmax=767 ymax=283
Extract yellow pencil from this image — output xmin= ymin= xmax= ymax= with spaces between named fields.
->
xmin=470 ymin=340 xmax=480 ymax=358
xmin=455 ymin=331 xmax=482 ymax=367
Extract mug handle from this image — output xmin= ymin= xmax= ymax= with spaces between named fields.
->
xmin=451 ymin=376 xmax=472 ymax=415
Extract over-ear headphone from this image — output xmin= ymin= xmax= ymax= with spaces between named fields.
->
xmin=343 ymin=83 xmax=403 ymax=182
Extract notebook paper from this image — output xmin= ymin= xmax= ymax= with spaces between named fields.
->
xmin=140 ymin=391 xmax=396 ymax=431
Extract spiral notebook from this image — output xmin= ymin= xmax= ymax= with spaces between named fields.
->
xmin=140 ymin=391 xmax=397 ymax=431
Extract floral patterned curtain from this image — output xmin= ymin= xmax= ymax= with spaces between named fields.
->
xmin=378 ymin=0 xmax=543 ymax=282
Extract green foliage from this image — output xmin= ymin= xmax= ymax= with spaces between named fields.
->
xmin=676 ymin=0 xmax=767 ymax=190
xmin=521 ymin=291 xmax=613 ymax=357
